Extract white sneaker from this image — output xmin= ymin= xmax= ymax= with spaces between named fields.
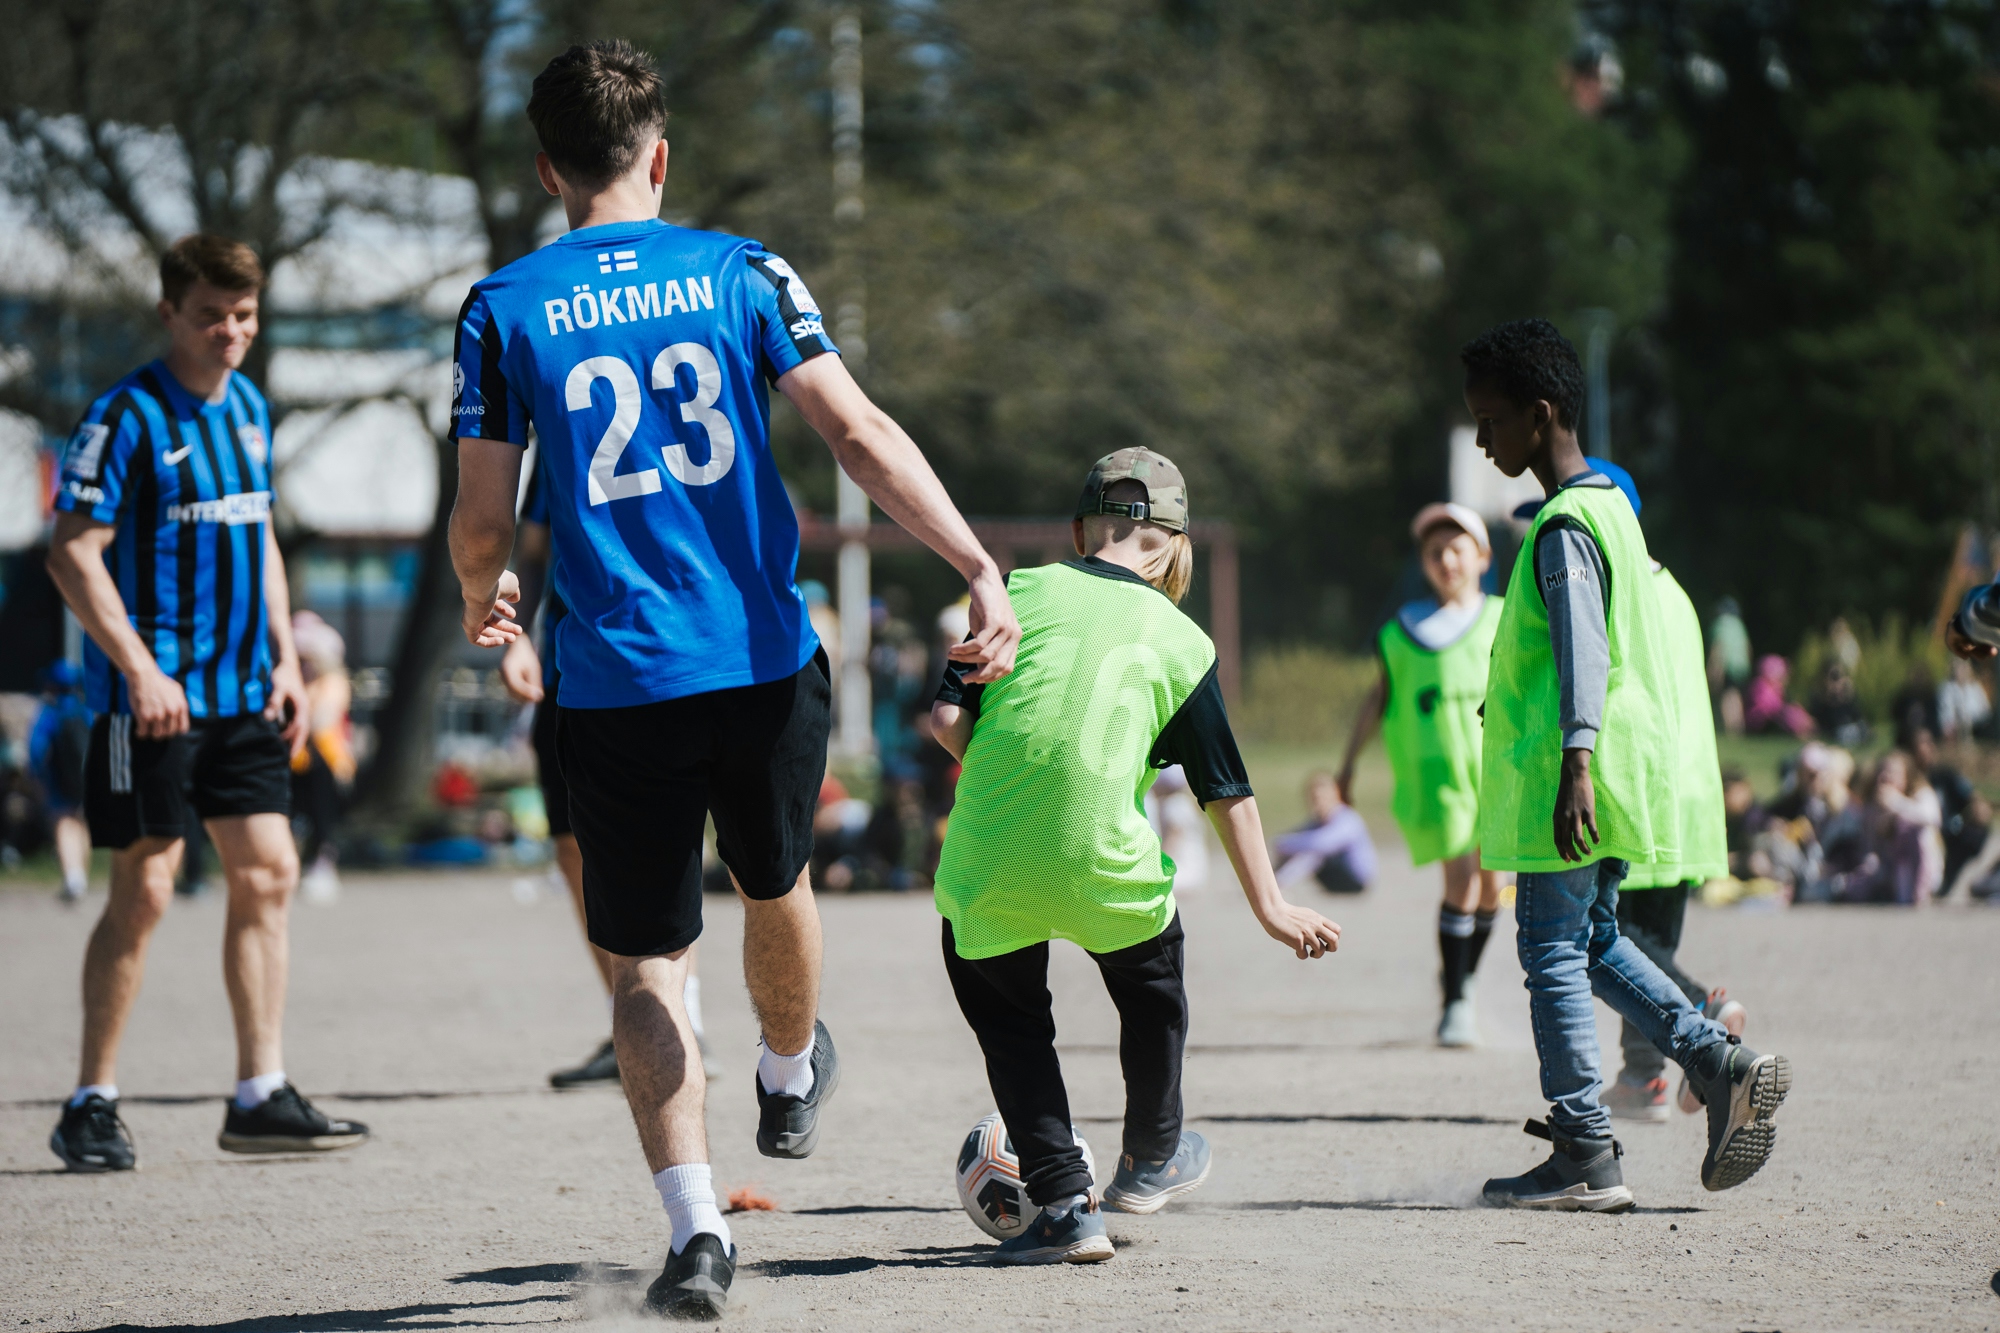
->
xmin=1437 ymin=997 xmax=1479 ymax=1048
xmin=301 ymin=859 xmax=341 ymax=905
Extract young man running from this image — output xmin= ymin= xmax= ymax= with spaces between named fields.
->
xmin=1337 ymin=501 xmax=1505 ymax=1047
xmin=45 ymin=234 xmax=369 ymax=1172
xmin=498 ymin=460 xmax=718 ymax=1089
xmin=1464 ymin=319 xmax=1786 ymax=1211
xmin=447 ymin=41 xmax=1018 ymax=1319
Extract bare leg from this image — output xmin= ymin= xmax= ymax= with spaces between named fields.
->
xmin=611 ymin=950 xmax=708 ymax=1170
xmin=77 ymin=838 xmax=182 ymax=1087
xmin=207 ymin=814 xmax=298 ymax=1080
xmin=1440 ymin=851 xmax=1481 ymax=912
xmin=736 ymin=866 xmax=820 ymax=1057
xmin=1477 ymin=869 xmax=1506 ymax=913
xmin=554 ymin=832 xmax=616 ymax=994
xmin=55 ymin=815 xmax=92 ymax=894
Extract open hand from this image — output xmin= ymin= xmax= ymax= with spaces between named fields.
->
xmin=947 ymin=566 xmax=1020 ymax=684
xmin=462 ymin=570 xmax=524 ymax=648
xmin=499 ymin=635 xmax=544 ymax=703
xmin=1553 ymin=748 xmax=1599 ymax=862
xmin=1258 ymin=902 xmax=1341 ymax=959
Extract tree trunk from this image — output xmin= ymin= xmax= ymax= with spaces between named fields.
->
xmin=349 ymin=435 xmax=462 ymax=818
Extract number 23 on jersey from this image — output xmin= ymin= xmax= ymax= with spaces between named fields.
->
xmin=567 ymin=340 xmax=736 ymax=505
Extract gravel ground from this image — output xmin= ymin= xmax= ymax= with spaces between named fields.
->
xmin=3 ymin=853 xmax=1998 ymax=1331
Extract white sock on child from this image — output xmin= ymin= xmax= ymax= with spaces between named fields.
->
xmin=69 ymin=1084 xmax=117 ymax=1107
xmin=653 ymin=1163 xmax=732 ymax=1255
xmin=235 ymin=1071 xmax=287 ymax=1110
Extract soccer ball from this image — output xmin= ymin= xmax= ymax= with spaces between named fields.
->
xmin=954 ymin=1111 xmax=1095 ymax=1240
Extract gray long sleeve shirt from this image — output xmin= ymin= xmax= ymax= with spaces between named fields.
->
xmin=1531 ymin=472 xmax=1617 ymax=752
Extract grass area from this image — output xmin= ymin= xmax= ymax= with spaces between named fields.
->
xmin=1237 ymin=741 xmax=1396 ymax=843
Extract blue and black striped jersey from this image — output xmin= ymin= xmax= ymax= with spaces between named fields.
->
xmin=54 ymin=361 xmax=276 ymax=718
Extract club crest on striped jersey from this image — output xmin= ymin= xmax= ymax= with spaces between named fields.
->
xmin=238 ymin=423 xmax=267 ymax=465
xmin=66 ymin=422 xmax=110 ymax=480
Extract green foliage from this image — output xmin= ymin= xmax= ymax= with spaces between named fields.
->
xmin=1232 ymin=645 xmax=1380 ymax=746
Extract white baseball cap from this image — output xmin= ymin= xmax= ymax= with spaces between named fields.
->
xmin=1410 ymin=501 xmax=1491 ymax=555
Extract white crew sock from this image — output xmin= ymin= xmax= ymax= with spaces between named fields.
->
xmin=69 ymin=1084 xmax=118 ymax=1107
xmin=605 ymin=993 xmax=616 ymax=1021
xmin=756 ymin=1038 xmax=813 ymax=1098
xmin=235 ymin=1071 xmax=288 ymax=1110
xmin=653 ymin=1163 xmax=731 ymax=1255
xmin=683 ymin=975 xmax=705 ymax=1040
xmin=62 ymin=867 xmax=87 ymax=897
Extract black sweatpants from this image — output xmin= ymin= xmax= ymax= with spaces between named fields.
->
xmin=1614 ymin=883 xmax=1708 ymax=1081
xmin=942 ymin=913 xmax=1188 ymax=1207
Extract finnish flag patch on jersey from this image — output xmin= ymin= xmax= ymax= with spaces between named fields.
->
xmin=597 ymin=250 xmax=639 ymax=274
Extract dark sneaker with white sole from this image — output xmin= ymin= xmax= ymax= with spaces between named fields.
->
xmin=1103 ymin=1130 xmax=1212 ymax=1214
xmin=991 ymin=1196 xmax=1114 ymax=1265
xmin=1692 ymin=1037 xmax=1790 ymax=1191
xmin=643 ymin=1232 xmax=734 ymax=1321
xmin=754 ymin=1019 xmax=840 ymax=1159
xmin=218 ymin=1084 xmax=369 ymax=1154
xmin=1482 ymin=1119 xmax=1634 ymax=1212
xmin=50 ymin=1094 xmax=136 ymax=1172
xmin=550 ymin=1038 xmax=620 ymax=1089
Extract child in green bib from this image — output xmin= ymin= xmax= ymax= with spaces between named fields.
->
xmin=1462 ymin=319 xmax=1789 ymax=1213
xmin=1338 ymin=501 xmax=1505 ymax=1048
xmin=930 ymin=448 xmax=1342 ymax=1265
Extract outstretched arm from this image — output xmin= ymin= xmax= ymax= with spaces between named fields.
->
xmin=1207 ymin=795 xmax=1341 ymax=959
xmin=778 ymin=355 xmax=1018 ymax=683
xmin=1335 ymin=666 xmax=1387 ymax=804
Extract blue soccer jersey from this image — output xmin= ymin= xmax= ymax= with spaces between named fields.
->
xmin=54 ymin=362 xmax=276 ymax=718
xmin=450 ymin=219 xmax=839 ymax=708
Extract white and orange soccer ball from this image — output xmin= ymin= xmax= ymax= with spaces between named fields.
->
xmin=954 ymin=1112 xmax=1096 ymax=1240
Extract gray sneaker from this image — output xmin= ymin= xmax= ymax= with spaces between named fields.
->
xmin=754 ymin=1019 xmax=840 ymax=1159
xmin=1482 ymin=1119 xmax=1635 ymax=1212
xmin=990 ymin=1196 xmax=1114 ymax=1265
xmin=1692 ymin=1038 xmax=1790 ymax=1192
xmin=1103 ymin=1130 xmax=1212 ymax=1214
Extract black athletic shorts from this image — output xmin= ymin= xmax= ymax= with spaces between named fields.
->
xmin=531 ymin=666 xmax=571 ymax=839
xmin=85 ymin=713 xmax=292 ymax=850
xmin=556 ymin=649 xmax=831 ymax=957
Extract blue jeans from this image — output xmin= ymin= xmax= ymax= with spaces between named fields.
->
xmin=1514 ymin=859 xmax=1729 ymax=1139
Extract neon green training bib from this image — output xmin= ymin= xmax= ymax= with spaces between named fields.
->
xmin=1377 ymin=597 xmax=1502 ymax=865
xmin=935 ymin=561 xmax=1216 ymax=959
xmin=1621 ymin=565 xmax=1728 ymax=888
xmin=1479 ymin=483 xmax=1683 ymax=873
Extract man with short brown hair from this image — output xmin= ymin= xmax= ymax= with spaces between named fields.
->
xmin=45 ymin=233 xmax=369 ymax=1173
xmin=449 ymin=39 xmax=1018 ymax=1317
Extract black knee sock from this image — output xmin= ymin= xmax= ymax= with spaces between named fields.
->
xmin=1466 ymin=908 xmax=1497 ymax=976
xmin=1439 ymin=906 xmax=1474 ymax=1003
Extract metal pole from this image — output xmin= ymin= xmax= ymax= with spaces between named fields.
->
xmin=831 ymin=8 xmax=873 ymax=759
xmin=1581 ymin=307 xmax=1615 ymax=461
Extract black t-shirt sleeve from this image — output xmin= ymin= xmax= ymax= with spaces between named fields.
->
xmin=1149 ymin=662 xmax=1253 ymax=806
xmin=933 ymin=656 xmax=985 ymax=717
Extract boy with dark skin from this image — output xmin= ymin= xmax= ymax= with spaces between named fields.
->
xmin=1463 ymin=319 xmax=1788 ymax=1211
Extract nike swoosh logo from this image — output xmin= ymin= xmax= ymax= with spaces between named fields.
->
xmin=162 ymin=444 xmax=194 ymax=466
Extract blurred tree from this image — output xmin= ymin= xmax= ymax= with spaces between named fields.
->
xmin=1595 ymin=0 xmax=2000 ymax=647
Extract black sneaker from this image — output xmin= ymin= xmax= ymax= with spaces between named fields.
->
xmin=218 ymin=1083 xmax=369 ymax=1154
xmin=1481 ymin=1119 xmax=1634 ymax=1212
xmin=551 ymin=1038 xmax=620 ymax=1089
xmin=1691 ymin=1037 xmax=1790 ymax=1191
xmin=643 ymin=1232 xmax=734 ymax=1321
xmin=50 ymin=1094 xmax=136 ymax=1172
xmin=754 ymin=1019 xmax=840 ymax=1159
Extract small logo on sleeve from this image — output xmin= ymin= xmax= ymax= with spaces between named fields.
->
xmin=65 ymin=423 xmax=110 ymax=480
xmin=597 ymin=250 xmax=639 ymax=274
xmin=1542 ymin=565 xmax=1590 ymax=592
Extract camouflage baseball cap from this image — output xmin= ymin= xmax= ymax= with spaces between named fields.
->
xmin=1073 ymin=447 xmax=1189 ymax=533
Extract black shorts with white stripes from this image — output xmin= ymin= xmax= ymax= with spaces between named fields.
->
xmin=85 ymin=713 xmax=292 ymax=849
